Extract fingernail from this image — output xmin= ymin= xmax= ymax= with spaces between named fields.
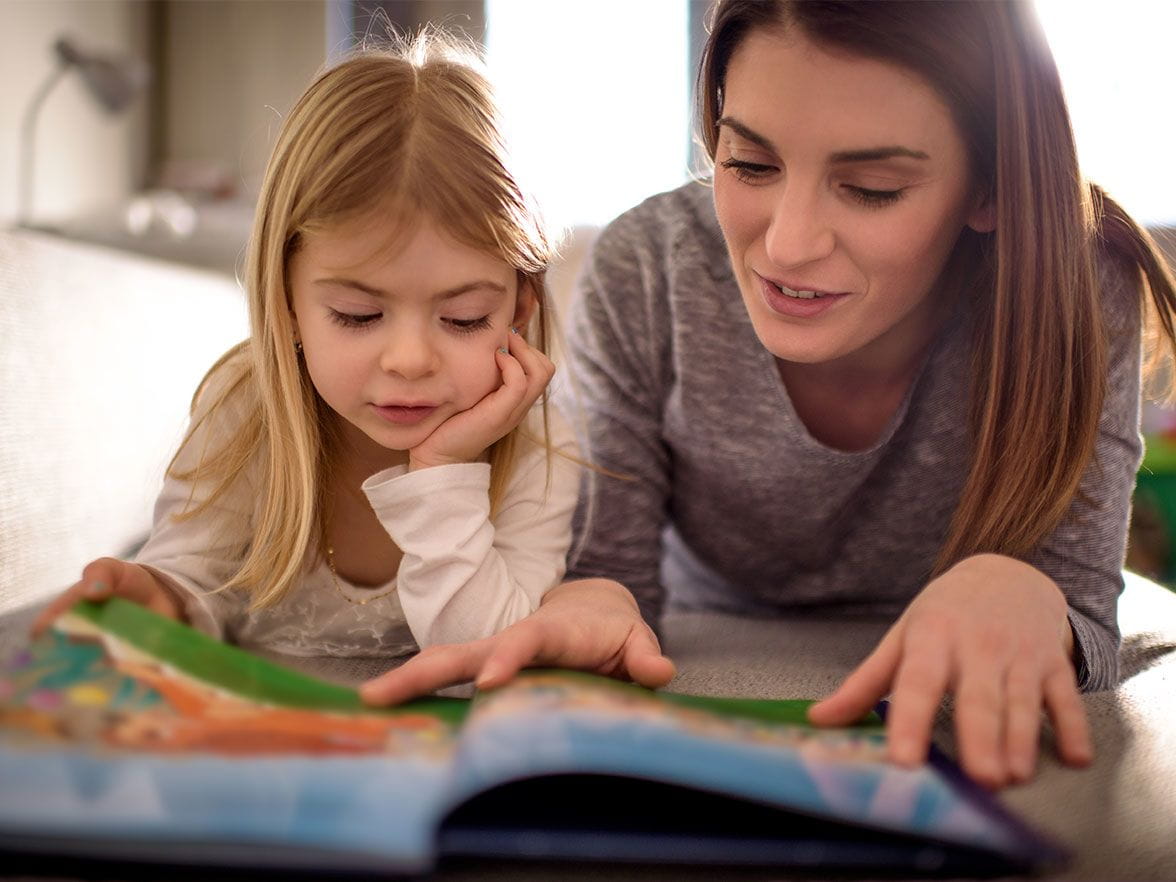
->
xmin=498 ymin=346 xmax=509 ymax=354
xmin=475 ymin=663 xmax=503 ymax=689
xmin=86 ymin=582 xmax=107 ymax=597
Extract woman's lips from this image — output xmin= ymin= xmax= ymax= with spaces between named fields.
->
xmin=373 ymin=404 xmax=437 ymax=425
xmin=757 ymin=273 xmax=848 ymax=318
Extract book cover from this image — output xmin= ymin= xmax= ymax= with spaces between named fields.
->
xmin=0 ymin=599 xmax=1067 ymax=876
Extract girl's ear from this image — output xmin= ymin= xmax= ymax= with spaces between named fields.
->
xmin=966 ymin=191 xmax=996 ymax=234
xmin=511 ymin=275 xmax=539 ymax=330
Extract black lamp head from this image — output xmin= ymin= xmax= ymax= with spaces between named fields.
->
xmin=53 ymin=36 xmax=149 ymax=115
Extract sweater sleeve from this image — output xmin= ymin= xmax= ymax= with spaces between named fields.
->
xmin=133 ymin=369 xmax=253 ymax=639
xmin=1027 ymin=257 xmax=1145 ymax=691
xmin=363 ymin=409 xmax=580 ymax=648
xmin=561 ymin=199 xmax=678 ymax=628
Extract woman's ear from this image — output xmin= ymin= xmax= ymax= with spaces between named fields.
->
xmin=511 ymin=275 xmax=540 ymax=331
xmin=966 ymin=191 xmax=996 ymax=234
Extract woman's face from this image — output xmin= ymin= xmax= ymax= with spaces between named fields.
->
xmin=712 ymin=27 xmax=993 ymax=374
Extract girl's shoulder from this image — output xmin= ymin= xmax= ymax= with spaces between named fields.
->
xmin=172 ymin=345 xmax=261 ymax=473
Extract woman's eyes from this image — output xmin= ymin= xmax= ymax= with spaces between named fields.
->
xmin=719 ymin=158 xmax=775 ymax=183
xmin=720 ymin=158 xmax=906 ymax=208
xmin=843 ymin=185 xmax=906 ymax=208
xmin=326 ymin=309 xmax=492 ymax=334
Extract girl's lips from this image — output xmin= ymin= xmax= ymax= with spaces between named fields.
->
xmin=373 ymin=404 xmax=437 ymax=425
xmin=757 ymin=274 xmax=847 ymax=318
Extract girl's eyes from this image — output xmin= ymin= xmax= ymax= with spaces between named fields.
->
xmin=720 ymin=158 xmax=906 ymax=208
xmin=326 ymin=310 xmax=492 ymax=334
xmin=328 ymin=310 xmax=380 ymax=329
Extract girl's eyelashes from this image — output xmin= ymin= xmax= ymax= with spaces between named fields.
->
xmin=328 ymin=309 xmax=381 ymax=329
xmin=719 ymin=157 xmax=776 ymax=183
xmin=446 ymin=315 xmax=492 ymax=334
xmin=843 ymin=185 xmax=906 ymax=208
xmin=325 ymin=309 xmax=493 ymax=334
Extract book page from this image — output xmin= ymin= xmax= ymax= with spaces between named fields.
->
xmin=0 ymin=599 xmax=464 ymax=872
xmin=443 ymin=670 xmax=1057 ymax=867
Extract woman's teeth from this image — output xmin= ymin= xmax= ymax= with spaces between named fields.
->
xmin=775 ymin=283 xmax=824 ymax=300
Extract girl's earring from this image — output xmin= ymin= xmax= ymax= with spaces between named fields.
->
xmin=294 ymin=339 xmax=304 ymax=355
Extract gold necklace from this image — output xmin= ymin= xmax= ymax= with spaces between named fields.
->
xmin=325 ymin=544 xmax=398 ymax=606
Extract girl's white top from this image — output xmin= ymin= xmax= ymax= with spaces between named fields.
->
xmin=134 ymin=374 xmax=580 ymax=659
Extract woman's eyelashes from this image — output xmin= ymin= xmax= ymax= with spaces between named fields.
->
xmin=326 ymin=309 xmax=493 ymax=334
xmin=843 ymin=185 xmax=906 ymax=208
xmin=721 ymin=157 xmax=907 ymax=208
xmin=720 ymin=157 xmax=776 ymax=183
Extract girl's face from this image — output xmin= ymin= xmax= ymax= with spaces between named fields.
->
xmin=289 ymin=216 xmax=527 ymax=469
xmin=712 ymin=27 xmax=994 ymax=374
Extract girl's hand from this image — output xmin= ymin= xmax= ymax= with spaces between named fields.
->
xmin=808 ymin=554 xmax=1093 ymax=789
xmin=30 ymin=557 xmax=184 ymax=636
xmin=359 ymin=578 xmax=676 ymax=705
xmin=408 ymin=328 xmax=555 ymax=471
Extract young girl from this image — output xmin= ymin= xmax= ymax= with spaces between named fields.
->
xmin=34 ymin=35 xmax=580 ymax=660
xmin=364 ymin=0 xmax=1176 ymax=789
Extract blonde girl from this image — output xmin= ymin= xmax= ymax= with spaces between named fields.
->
xmin=36 ymin=34 xmax=579 ymax=661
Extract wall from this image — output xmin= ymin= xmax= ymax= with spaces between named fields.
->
xmin=159 ymin=0 xmax=326 ymax=200
xmin=0 ymin=0 xmax=150 ymax=227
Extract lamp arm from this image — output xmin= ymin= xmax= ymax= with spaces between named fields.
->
xmin=16 ymin=62 xmax=69 ymax=228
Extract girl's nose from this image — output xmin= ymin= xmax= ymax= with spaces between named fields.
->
xmin=379 ymin=324 xmax=438 ymax=379
xmin=764 ymin=183 xmax=835 ymax=269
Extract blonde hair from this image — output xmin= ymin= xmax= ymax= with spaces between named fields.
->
xmin=171 ymin=33 xmax=555 ymax=609
xmin=699 ymin=1 xmax=1176 ymax=572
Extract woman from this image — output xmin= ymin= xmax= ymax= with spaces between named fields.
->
xmin=363 ymin=0 xmax=1176 ymax=789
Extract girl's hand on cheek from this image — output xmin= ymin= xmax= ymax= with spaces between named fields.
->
xmin=807 ymin=554 xmax=1092 ymax=789
xmin=408 ymin=329 xmax=554 ymax=471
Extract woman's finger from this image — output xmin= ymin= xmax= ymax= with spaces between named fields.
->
xmin=808 ymin=621 xmax=903 ymax=727
xmin=952 ymin=658 xmax=1008 ymax=789
xmin=1003 ymin=658 xmax=1044 ymax=783
xmin=1043 ymin=662 xmax=1093 ymax=767
xmin=886 ymin=626 xmax=953 ymax=767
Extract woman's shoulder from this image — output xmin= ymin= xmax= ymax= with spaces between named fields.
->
xmin=593 ymin=179 xmax=723 ymax=262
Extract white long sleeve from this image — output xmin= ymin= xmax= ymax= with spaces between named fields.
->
xmin=363 ymin=410 xmax=580 ymax=647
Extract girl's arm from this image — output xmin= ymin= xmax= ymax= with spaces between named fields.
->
xmin=365 ymin=407 xmax=581 ymax=648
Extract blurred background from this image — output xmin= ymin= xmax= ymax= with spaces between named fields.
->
xmin=2 ymin=0 xmax=1176 ymax=590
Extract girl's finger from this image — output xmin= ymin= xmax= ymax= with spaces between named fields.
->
xmin=359 ymin=640 xmax=491 ymax=706
xmin=473 ymin=619 xmax=546 ymax=689
xmin=1043 ymin=663 xmax=1093 ymax=767
xmin=1003 ymin=659 xmax=1044 ymax=783
xmin=886 ymin=627 xmax=953 ymax=767
xmin=952 ymin=659 xmax=1008 ymax=788
xmin=30 ymin=584 xmax=93 ymax=636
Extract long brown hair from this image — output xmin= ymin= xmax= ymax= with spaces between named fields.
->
xmin=699 ymin=0 xmax=1176 ymax=571
xmin=171 ymin=32 xmax=556 ymax=609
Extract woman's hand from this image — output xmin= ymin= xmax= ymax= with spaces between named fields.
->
xmin=359 ymin=578 xmax=676 ymax=705
xmin=808 ymin=553 xmax=1092 ymax=789
xmin=31 ymin=557 xmax=184 ymax=636
xmin=408 ymin=328 xmax=555 ymax=471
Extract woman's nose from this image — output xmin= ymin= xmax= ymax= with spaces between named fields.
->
xmin=379 ymin=323 xmax=438 ymax=379
xmin=764 ymin=184 xmax=835 ymax=269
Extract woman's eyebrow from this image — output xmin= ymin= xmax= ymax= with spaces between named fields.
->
xmin=829 ymin=146 xmax=930 ymax=163
xmin=716 ymin=116 xmax=776 ymax=152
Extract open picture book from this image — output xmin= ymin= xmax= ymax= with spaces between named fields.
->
xmin=0 ymin=598 xmax=1066 ymax=876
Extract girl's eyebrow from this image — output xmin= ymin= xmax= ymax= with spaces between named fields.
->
xmin=314 ymin=278 xmax=507 ymax=300
xmin=716 ymin=116 xmax=930 ymax=163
